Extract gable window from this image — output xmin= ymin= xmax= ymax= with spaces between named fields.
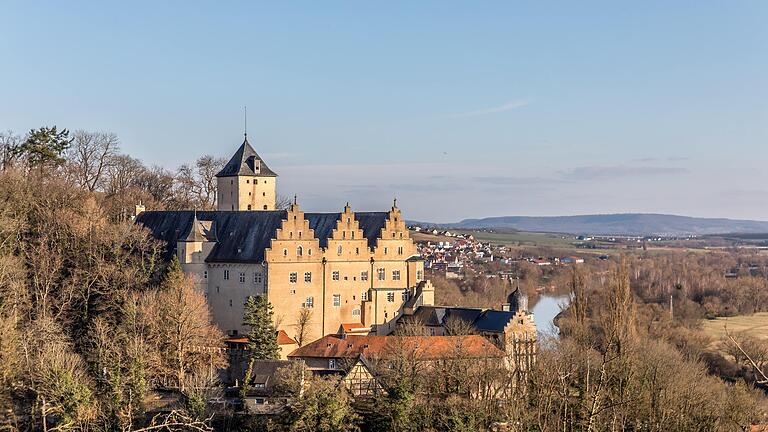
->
xmin=239 ymin=272 xmax=246 ymax=284
xmin=392 ymin=270 xmax=401 ymax=281
xmin=387 ymin=292 xmax=395 ymax=302
xmin=333 ymin=294 xmax=341 ymax=307
xmin=377 ymin=268 xmax=385 ymax=281
xmin=223 ymin=270 xmax=230 ymax=280
xmin=306 ymin=296 xmax=314 ymax=308
xmin=332 ymin=271 xmax=340 ymax=281
xmin=289 ymin=272 xmax=298 ymax=283
xmin=304 ymin=272 xmax=312 ymax=283
xmin=361 ymin=271 xmax=368 ymax=281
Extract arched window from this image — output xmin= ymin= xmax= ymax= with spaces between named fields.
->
xmin=337 ymin=245 xmax=343 ymax=255
xmin=297 ymin=246 xmax=303 ymax=256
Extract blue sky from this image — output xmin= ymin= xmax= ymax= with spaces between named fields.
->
xmin=2 ymin=1 xmax=767 ymax=222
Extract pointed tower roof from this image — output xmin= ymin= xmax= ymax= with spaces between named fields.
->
xmin=215 ymin=137 xmax=277 ymax=178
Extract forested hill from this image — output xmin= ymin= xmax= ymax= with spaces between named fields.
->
xmin=419 ymin=213 xmax=768 ymax=236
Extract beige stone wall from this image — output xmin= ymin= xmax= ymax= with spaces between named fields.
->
xmin=217 ymin=175 xmax=276 ymax=211
xmin=204 ymin=263 xmax=267 ymax=335
xmin=264 ymin=203 xmax=423 ymax=344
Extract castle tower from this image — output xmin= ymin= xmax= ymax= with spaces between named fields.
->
xmin=215 ymin=136 xmax=277 ymax=211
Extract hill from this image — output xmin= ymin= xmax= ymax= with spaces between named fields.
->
xmin=414 ymin=213 xmax=768 ymax=236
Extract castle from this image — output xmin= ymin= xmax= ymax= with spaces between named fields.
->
xmin=136 ymin=136 xmax=535 ymax=362
xmin=136 ymin=136 xmax=433 ymax=345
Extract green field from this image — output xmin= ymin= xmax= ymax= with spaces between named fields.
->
xmin=452 ymin=230 xmax=576 ymax=248
xmin=699 ymin=312 xmax=768 ymax=342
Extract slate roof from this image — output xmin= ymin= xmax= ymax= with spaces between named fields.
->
xmin=215 ymin=138 xmax=277 ymax=178
xmin=406 ymin=305 xmax=517 ymax=334
xmin=288 ymin=335 xmax=505 ymax=360
xmin=135 ymin=210 xmax=390 ymax=263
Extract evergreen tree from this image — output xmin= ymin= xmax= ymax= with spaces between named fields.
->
xmin=13 ymin=126 xmax=73 ymax=173
xmin=243 ymin=295 xmax=280 ymax=360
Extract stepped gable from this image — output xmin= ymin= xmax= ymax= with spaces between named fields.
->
xmin=136 ymin=209 xmax=391 ymax=262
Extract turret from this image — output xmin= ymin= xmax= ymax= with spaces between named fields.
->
xmin=215 ymin=135 xmax=277 ymax=211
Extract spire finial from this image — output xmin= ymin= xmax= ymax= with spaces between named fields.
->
xmin=294 ymin=194 xmax=298 ymax=205
xmin=393 ymin=197 xmax=397 ymax=208
xmin=244 ymin=106 xmax=248 ymax=139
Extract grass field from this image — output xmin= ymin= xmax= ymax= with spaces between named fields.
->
xmin=452 ymin=230 xmax=576 ymax=248
xmin=699 ymin=312 xmax=768 ymax=342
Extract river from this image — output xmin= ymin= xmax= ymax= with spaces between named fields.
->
xmin=531 ymin=293 xmax=570 ymax=337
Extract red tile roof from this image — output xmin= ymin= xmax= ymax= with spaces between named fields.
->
xmin=340 ymin=323 xmax=370 ymax=334
xmin=288 ymin=334 xmax=505 ymax=360
xmin=225 ymin=330 xmax=296 ymax=346
xmin=277 ymin=330 xmax=297 ymax=345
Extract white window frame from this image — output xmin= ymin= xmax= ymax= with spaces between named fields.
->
xmin=289 ymin=272 xmax=298 ymax=283
xmin=333 ymin=294 xmax=341 ymax=307
xmin=387 ymin=292 xmax=395 ymax=302
xmin=306 ymin=296 xmax=314 ymax=308
xmin=332 ymin=271 xmax=340 ymax=281
xmin=239 ymin=272 xmax=246 ymax=284
xmin=304 ymin=272 xmax=312 ymax=283
xmin=361 ymin=271 xmax=368 ymax=281
xmin=392 ymin=270 xmax=401 ymax=281
xmin=377 ymin=268 xmax=385 ymax=281
xmin=361 ymin=291 xmax=368 ymax=301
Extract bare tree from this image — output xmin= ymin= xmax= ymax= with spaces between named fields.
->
xmin=0 ymin=130 xmax=22 ymax=171
xmin=176 ymin=155 xmax=225 ymax=210
xmin=294 ymin=307 xmax=313 ymax=346
xmin=444 ymin=315 xmax=474 ymax=336
xmin=66 ymin=131 xmax=120 ymax=191
xmin=105 ymin=154 xmax=145 ymax=196
xmin=276 ymin=194 xmax=292 ymax=210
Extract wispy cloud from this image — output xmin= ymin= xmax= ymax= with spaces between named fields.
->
xmin=449 ymin=99 xmax=530 ymax=118
xmin=562 ymin=165 xmax=688 ymax=181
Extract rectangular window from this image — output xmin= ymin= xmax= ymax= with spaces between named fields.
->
xmin=203 ymin=270 xmax=208 ymax=280
xmin=333 ymin=294 xmax=341 ymax=307
xmin=352 ymin=308 xmax=361 ymax=316
xmin=416 ymin=270 xmax=423 ymax=281
xmin=377 ymin=268 xmax=385 ymax=281
xmin=402 ymin=290 xmax=409 ymax=302
xmin=361 ymin=271 xmax=368 ymax=281
xmin=239 ymin=272 xmax=245 ymax=284
xmin=328 ymin=359 xmax=336 ymax=369
xmin=254 ymin=273 xmax=262 ymax=284
xmin=289 ymin=272 xmax=298 ymax=283
xmin=332 ymin=271 xmax=340 ymax=281
xmin=306 ymin=296 xmax=314 ymax=308
xmin=223 ymin=269 xmax=230 ymax=280
xmin=304 ymin=272 xmax=312 ymax=283
xmin=392 ymin=270 xmax=401 ymax=281
xmin=361 ymin=291 xmax=368 ymax=301
xmin=387 ymin=292 xmax=395 ymax=302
